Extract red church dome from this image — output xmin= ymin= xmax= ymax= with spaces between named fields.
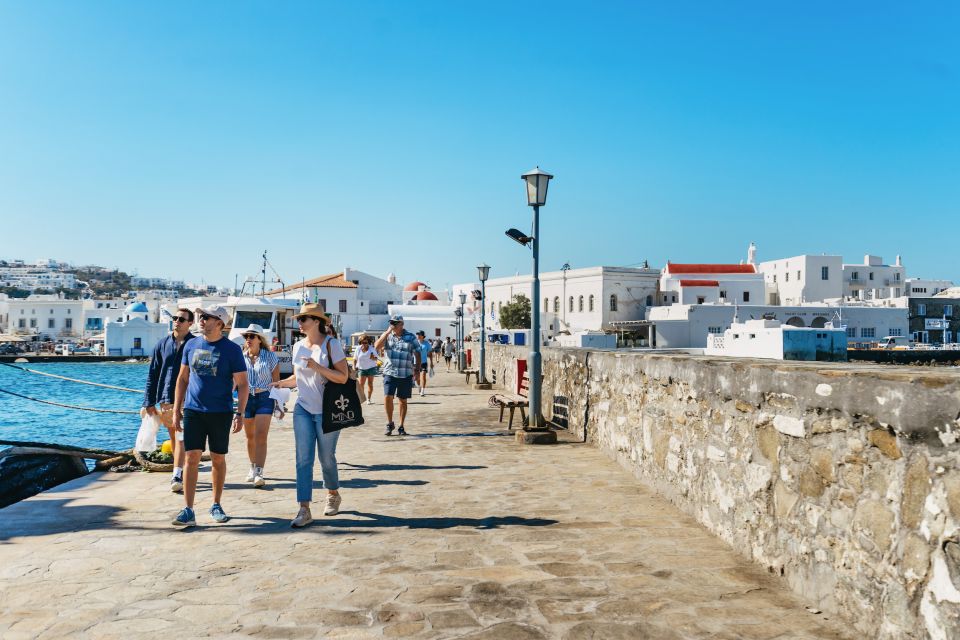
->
xmin=404 ymin=281 xmax=427 ymax=292
xmin=414 ymin=291 xmax=438 ymax=301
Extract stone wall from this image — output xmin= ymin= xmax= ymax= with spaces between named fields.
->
xmin=472 ymin=344 xmax=960 ymax=639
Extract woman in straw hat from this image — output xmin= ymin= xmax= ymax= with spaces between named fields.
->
xmin=270 ymin=303 xmax=349 ymax=528
xmin=240 ymin=324 xmax=280 ymax=488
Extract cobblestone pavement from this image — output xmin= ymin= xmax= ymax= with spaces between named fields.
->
xmin=0 ymin=372 xmax=849 ymax=639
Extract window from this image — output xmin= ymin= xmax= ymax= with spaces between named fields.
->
xmin=133 ymin=337 xmax=142 ymax=349
xmin=773 ymin=274 xmax=777 ymax=283
xmin=48 ymin=318 xmax=55 ymax=328
xmin=553 ymin=297 xmax=559 ymax=313
xmin=895 ymin=273 xmax=901 ymax=281
xmin=720 ymin=290 xmax=727 ymax=300
xmin=29 ymin=318 xmax=36 ymax=328
xmin=65 ymin=318 xmax=72 ymax=329
xmin=749 ymin=334 xmax=756 ymax=339
xmin=821 ymin=266 xmax=829 ymax=280
xmin=435 ymin=328 xmax=441 ymax=337
xmin=852 ymin=271 xmax=859 ymax=281
xmin=895 ymin=288 xmax=901 ymax=297
xmin=18 ymin=319 xmax=25 ymax=328
xmin=588 ymin=295 xmax=594 ymax=312
xmin=889 ymin=328 xmax=903 ymax=337
xmin=610 ymin=294 xmax=618 ymax=311
xmin=318 ymin=299 xmax=327 ymax=311
xmin=797 ymin=270 xmax=801 ymax=281
xmin=861 ymin=328 xmax=876 ymax=338
xmin=646 ymin=295 xmax=653 ymax=306
xmin=846 ymin=327 xmax=856 ymax=337
xmin=786 ymin=272 xmax=790 ymax=282
xmin=869 ymin=272 xmax=874 ymax=281
xmin=544 ymin=298 xmax=549 ymax=313
xmin=743 ymin=291 xmax=750 ymax=302
xmin=697 ymin=296 xmax=706 ymax=304
xmin=707 ymin=326 xmax=723 ymax=334
xmin=50 ymin=309 xmax=54 ymax=314
xmin=918 ymin=304 xmax=927 ymax=316
xmin=578 ymin=296 xmax=583 ymax=312
xmin=671 ymin=294 xmax=677 ymax=303
xmin=945 ymin=305 xmax=954 ymax=317
xmin=569 ymin=297 xmax=574 ymax=312
xmin=339 ymin=300 xmax=347 ymax=313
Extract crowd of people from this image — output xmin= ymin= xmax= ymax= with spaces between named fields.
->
xmin=141 ymin=303 xmax=462 ymax=529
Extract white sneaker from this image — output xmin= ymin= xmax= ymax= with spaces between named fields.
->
xmin=245 ymin=464 xmax=256 ymax=482
xmin=291 ymin=507 xmax=313 ymax=528
xmin=419 ymin=389 xmax=425 ymax=397
xmin=253 ymin=468 xmax=265 ymax=488
xmin=367 ymin=399 xmax=374 ymax=405
xmin=324 ymin=493 xmax=342 ymax=516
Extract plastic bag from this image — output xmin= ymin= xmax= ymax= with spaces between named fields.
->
xmin=135 ymin=413 xmax=161 ymax=452
xmin=429 ymin=366 xmax=435 ymax=378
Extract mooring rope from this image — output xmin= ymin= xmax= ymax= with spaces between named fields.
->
xmin=0 ymin=387 xmax=139 ymax=414
xmin=0 ymin=361 xmax=141 ymax=393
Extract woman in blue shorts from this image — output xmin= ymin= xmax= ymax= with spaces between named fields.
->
xmin=240 ymin=324 xmax=280 ymax=488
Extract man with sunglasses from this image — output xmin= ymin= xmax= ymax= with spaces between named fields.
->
xmin=142 ymin=307 xmax=196 ymax=493
xmin=171 ymin=305 xmax=248 ymax=527
xmin=374 ymin=314 xmax=421 ymax=436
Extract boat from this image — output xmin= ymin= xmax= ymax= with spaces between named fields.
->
xmin=224 ymin=296 xmax=301 ymax=374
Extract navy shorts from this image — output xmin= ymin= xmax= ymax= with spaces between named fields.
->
xmin=244 ymin=391 xmax=275 ymax=418
xmin=418 ymin=363 xmax=429 ymax=373
xmin=182 ymin=409 xmax=232 ymax=454
xmin=383 ymin=375 xmax=414 ymax=400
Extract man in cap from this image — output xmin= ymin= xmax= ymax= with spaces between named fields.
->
xmin=142 ymin=307 xmax=196 ymax=493
xmin=374 ymin=314 xmax=421 ymax=436
xmin=171 ymin=304 xmax=249 ymax=527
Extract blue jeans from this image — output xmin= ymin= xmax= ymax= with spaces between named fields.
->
xmin=293 ymin=404 xmax=341 ymax=502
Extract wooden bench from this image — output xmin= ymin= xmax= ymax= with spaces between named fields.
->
xmin=489 ymin=374 xmax=530 ymax=430
xmin=463 ymin=368 xmax=480 ymax=384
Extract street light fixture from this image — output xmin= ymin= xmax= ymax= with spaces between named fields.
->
xmin=505 ymin=228 xmax=532 ymax=247
xmin=476 ymin=264 xmax=490 ymax=385
xmin=519 ymin=166 xmax=554 ymax=440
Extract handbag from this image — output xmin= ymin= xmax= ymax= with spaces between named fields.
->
xmin=321 ymin=338 xmax=365 ymax=433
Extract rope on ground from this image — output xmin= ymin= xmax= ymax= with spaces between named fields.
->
xmin=0 ymin=361 xmax=141 ymax=393
xmin=0 ymin=387 xmax=139 ymax=414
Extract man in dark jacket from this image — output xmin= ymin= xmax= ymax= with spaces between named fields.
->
xmin=142 ymin=307 xmax=196 ymax=493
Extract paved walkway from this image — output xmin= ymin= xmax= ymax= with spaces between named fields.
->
xmin=0 ymin=372 xmax=848 ymax=639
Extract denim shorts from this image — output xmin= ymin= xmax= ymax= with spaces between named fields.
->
xmin=383 ymin=375 xmax=414 ymax=399
xmin=244 ymin=391 xmax=275 ymax=418
xmin=358 ymin=366 xmax=379 ymax=377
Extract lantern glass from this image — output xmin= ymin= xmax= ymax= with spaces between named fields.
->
xmin=459 ymin=292 xmax=467 ymax=304
xmin=477 ymin=263 xmax=490 ymax=282
xmin=521 ymin=167 xmax=553 ymax=207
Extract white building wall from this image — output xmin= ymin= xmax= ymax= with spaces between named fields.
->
xmin=758 ymin=255 xmax=843 ymax=304
xmin=907 ymin=278 xmax=954 ymax=298
xmin=842 ymin=255 xmax=906 ymax=301
xmin=105 ymin=318 xmax=170 ymax=356
xmin=1 ymin=296 xmax=84 ymax=340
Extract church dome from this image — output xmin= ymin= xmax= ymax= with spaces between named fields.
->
xmin=125 ymin=302 xmax=149 ymax=314
xmin=404 ymin=281 xmax=427 ymax=292
xmin=414 ymin=291 xmax=438 ymax=301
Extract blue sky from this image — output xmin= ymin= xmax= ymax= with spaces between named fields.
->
xmin=1 ymin=2 xmax=957 ymax=292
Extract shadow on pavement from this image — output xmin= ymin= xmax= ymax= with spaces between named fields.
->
xmin=211 ymin=511 xmax=559 ymax=534
xmin=340 ymin=462 xmax=487 ymax=472
xmin=0 ymin=498 xmax=125 ymax=542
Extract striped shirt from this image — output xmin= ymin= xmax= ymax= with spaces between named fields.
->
xmin=381 ymin=330 xmax=419 ymax=378
xmin=244 ymin=349 xmax=279 ymax=391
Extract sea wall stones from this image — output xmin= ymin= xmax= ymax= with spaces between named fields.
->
xmin=474 ymin=344 xmax=960 ymax=639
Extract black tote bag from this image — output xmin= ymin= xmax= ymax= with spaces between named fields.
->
xmin=321 ymin=338 xmax=365 ymax=433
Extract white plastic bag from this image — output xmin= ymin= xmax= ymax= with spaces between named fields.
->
xmin=135 ymin=413 xmax=161 ymax=452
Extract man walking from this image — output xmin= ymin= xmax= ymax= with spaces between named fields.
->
xmin=142 ymin=307 xmax=196 ymax=493
xmin=442 ymin=336 xmax=455 ymax=372
xmin=171 ymin=305 xmax=248 ymax=527
xmin=374 ymin=314 xmax=421 ymax=436
xmin=415 ymin=331 xmax=433 ymax=397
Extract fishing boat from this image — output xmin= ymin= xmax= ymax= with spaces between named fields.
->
xmin=225 ymin=296 xmax=301 ymax=374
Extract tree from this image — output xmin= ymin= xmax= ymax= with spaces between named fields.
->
xmin=499 ymin=294 xmax=531 ymax=329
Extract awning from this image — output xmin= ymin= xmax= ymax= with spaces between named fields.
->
xmin=0 ymin=334 xmax=28 ymax=342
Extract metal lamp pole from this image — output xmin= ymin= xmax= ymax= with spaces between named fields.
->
xmin=477 ymin=264 xmax=490 ymax=384
xmin=458 ymin=292 xmax=467 ymax=370
xmin=520 ymin=167 xmax=553 ymax=432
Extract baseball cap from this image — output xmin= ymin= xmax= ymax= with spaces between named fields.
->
xmin=389 ymin=314 xmax=404 ymax=324
xmin=195 ymin=305 xmax=231 ymax=326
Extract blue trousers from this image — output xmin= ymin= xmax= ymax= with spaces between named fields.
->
xmin=293 ymin=404 xmax=341 ymax=502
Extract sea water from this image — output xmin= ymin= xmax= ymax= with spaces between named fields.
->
xmin=0 ymin=362 xmax=163 ymax=453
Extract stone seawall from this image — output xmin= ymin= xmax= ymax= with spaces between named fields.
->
xmin=471 ymin=343 xmax=960 ymax=639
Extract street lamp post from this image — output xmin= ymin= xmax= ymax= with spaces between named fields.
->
xmin=476 ymin=264 xmax=490 ymax=386
xmin=519 ymin=167 xmax=554 ymax=441
xmin=458 ymin=292 xmax=467 ymax=370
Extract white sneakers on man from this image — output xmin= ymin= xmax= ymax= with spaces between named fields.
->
xmin=245 ymin=463 xmax=256 ymax=482
xmin=324 ymin=493 xmax=342 ymax=516
xmin=253 ymin=467 xmax=266 ymax=488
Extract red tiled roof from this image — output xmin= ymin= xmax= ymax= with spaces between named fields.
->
xmin=264 ymin=272 xmax=358 ymax=295
xmin=414 ymin=291 xmax=438 ymax=301
xmin=679 ymin=279 xmax=720 ymax=287
xmin=404 ymin=281 xmax=427 ymax=292
xmin=667 ymin=263 xmax=756 ymax=274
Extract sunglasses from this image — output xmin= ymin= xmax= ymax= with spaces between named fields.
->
xmin=172 ymin=316 xmax=191 ymax=323
xmin=199 ymin=314 xmax=218 ymax=322
xmin=244 ymin=335 xmax=259 ymax=341
xmin=296 ymin=316 xmax=317 ymax=323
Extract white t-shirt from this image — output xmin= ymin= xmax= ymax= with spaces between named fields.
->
xmin=354 ymin=344 xmax=379 ymax=370
xmin=292 ymin=337 xmax=346 ymax=414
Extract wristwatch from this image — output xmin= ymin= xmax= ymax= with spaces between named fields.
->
xmin=233 ymin=411 xmax=242 ymax=418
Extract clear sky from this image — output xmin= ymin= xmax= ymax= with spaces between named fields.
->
xmin=1 ymin=2 xmax=957 ymax=292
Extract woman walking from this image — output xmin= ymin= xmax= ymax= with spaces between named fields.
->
xmin=354 ymin=335 xmax=379 ymax=405
xmin=271 ymin=303 xmax=349 ymax=528
xmin=240 ymin=324 xmax=280 ymax=488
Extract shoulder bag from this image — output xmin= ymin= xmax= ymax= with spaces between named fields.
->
xmin=322 ymin=338 xmax=365 ymax=433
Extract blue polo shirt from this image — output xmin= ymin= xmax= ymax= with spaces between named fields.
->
xmin=181 ymin=336 xmax=246 ymax=413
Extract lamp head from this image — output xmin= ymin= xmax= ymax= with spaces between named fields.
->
xmin=476 ymin=263 xmax=490 ymax=282
xmin=520 ymin=166 xmax=553 ymax=207
xmin=458 ymin=292 xmax=467 ymax=304
xmin=505 ymin=228 xmax=532 ymax=247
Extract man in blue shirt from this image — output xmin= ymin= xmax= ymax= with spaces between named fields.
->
xmin=142 ymin=307 xmax=196 ymax=493
xmin=415 ymin=331 xmax=434 ymax=397
xmin=172 ymin=305 xmax=248 ymax=527
xmin=374 ymin=314 xmax=421 ymax=436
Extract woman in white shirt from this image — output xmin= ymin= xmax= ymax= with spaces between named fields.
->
xmin=240 ymin=324 xmax=280 ymax=488
xmin=353 ymin=335 xmax=379 ymax=405
xmin=270 ymin=303 xmax=349 ymax=528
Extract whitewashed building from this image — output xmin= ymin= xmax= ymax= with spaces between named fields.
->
xmin=0 ymin=294 xmax=83 ymax=341
xmin=842 ymin=255 xmax=906 ymax=301
xmin=104 ymin=302 xmax=171 ymax=356
xmin=659 ymin=262 xmax=764 ymax=306
xmin=759 ymin=255 xmax=844 ymax=305
xmin=906 ymin=278 xmax=954 ymax=298
xmin=705 ymin=318 xmax=847 ymax=361
xmin=452 ymin=266 xmax=660 ymax=341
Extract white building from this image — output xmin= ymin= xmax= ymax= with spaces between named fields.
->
xmin=104 ymin=302 xmax=171 ymax=356
xmin=659 ymin=262 xmax=763 ymax=306
xmin=264 ymin=268 xmax=402 ymax=337
xmin=648 ymin=303 xmax=908 ymax=349
xmin=452 ymin=266 xmax=660 ymax=341
xmin=758 ymin=255 xmax=843 ymax=305
xmin=705 ymin=318 xmax=847 ymax=361
xmin=0 ymin=294 xmax=84 ymax=341
xmin=841 ymin=255 xmax=906 ymax=301
xmin=906 ymin=278 xmax=954 ymax=298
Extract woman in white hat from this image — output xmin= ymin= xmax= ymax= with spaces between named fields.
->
xmin=240 ymin=324 xmax=280 ymax=488
xmin=270 ymin=303 xmax=349 ymax=528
